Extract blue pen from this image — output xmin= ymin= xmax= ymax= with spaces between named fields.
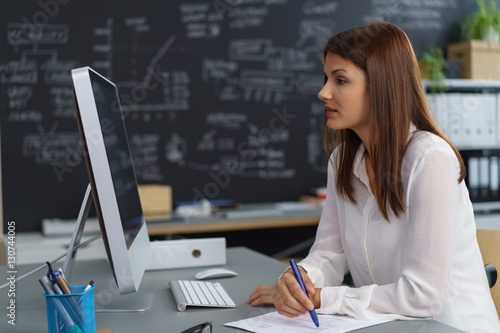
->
xmin=289 ymin=259 xmax=319 ymax=328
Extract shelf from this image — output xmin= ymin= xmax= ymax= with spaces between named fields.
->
xmin=423 ymin=79 xmax=500 ymax=88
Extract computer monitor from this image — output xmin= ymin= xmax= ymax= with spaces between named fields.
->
xmin=66 ymin=66 xmax=151 ymax=295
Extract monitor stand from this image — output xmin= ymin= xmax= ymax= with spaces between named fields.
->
xmin=63 ymin=184 xmax=154 ymax=313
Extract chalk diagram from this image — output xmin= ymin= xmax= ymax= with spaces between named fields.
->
xmin=3 ymin=19 xmax=113 ymax=169
xmin=113 ymin=11 xmax=330 ymax=179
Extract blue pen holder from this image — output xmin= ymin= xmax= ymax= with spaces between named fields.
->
xmin=45 ymin=285 xmax=96 ymax=333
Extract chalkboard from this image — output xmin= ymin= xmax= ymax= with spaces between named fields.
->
xmin=0 ymin=0 xmax=481 ymax=232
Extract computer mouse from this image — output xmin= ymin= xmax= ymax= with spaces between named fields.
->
xmin=194 ymin=268 xmax=238 ymax=280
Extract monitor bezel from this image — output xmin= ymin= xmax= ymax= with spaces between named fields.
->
xmin=70 ymin=66 xmax=150 ymax=295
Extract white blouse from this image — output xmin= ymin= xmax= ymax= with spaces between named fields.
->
xmin=299 ymin=131 xmax=500 ymax=332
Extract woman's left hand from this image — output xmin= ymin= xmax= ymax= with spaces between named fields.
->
xmin=247 ymin=285 xmax=275 ymax=306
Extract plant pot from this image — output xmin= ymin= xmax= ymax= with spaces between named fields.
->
xmin=484 ymin=26 xmax=500 ymax=42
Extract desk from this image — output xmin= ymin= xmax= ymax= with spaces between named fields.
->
xmin=146 ymin=202 xmax=323 ymax=236
xmin=0 ymin=247 xmax=464 ymax=332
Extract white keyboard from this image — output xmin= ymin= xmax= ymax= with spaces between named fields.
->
xmin=169 ymin=280 xmax=237 ymax=312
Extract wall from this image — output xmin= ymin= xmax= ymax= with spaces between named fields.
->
xmin=1 ymin=0 xmax=481 ymax=231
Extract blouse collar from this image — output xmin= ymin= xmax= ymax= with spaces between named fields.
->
xmin=352 ymin=123 xmax=417 ymax=189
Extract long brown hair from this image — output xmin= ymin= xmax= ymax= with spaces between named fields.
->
xmin=322 ymin=21 xmax=465 ymax=221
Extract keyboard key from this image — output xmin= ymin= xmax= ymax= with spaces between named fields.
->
xmin=213 ymin=282 xmax=235 ymax=306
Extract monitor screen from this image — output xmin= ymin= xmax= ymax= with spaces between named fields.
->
xmin=71 ymin=66 xmax=150 ymax=294
xmin=88 ymin=70 xmax=143 ymax=247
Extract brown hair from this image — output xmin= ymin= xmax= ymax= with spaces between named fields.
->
xmin=322 ymin=21 xmax=465 ymax=221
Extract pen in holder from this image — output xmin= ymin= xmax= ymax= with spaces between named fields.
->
xmin=44 ymin=285 xmax=96 ymax=333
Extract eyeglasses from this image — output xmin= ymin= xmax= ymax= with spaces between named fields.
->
xmin=180 ymin=321 xmax=212 ymax=333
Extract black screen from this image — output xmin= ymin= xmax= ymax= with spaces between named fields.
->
xmin=89 ymin=70 xmax=143 ymax=247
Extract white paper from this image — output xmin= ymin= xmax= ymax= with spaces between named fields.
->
xmin=225 ymin=311 xmax=390 ymax=333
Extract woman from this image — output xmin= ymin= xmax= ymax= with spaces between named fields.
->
xmin=247 ymin=22 xmax=500 ymax=332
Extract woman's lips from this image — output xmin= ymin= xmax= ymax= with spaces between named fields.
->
xmin=325 ymin=106 xmax=337 ymax=116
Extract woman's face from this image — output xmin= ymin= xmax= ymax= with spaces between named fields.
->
xmin=318 ymin=52 xmax=370 ymax=137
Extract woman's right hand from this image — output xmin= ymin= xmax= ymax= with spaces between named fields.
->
xmin=272 ymin=266 xmax=321 ymax=318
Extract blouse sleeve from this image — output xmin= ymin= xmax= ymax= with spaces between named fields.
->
xmin=315 ymin=146 xmax=462 ymax=321
xmin=299 ymin=157 xmax=348 ymax=288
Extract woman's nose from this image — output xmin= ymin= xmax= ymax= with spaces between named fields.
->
xmin=318 ymin=85 xmax=331 ymax=101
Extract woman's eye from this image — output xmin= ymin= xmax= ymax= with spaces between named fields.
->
xmin=336 ymin=78 xmax=346 ymax=85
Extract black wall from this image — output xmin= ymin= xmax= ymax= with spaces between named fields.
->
xmin=0 ymin=0 xmax=484 ymax=231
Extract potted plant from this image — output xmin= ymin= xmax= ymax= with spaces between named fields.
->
xmin=460 ymin=0 xmax=500 ymax=42
xmin=446 ymin=0 xmax=500 ymax=79
xmin=419 ymin=46 xmax=450 ymax=93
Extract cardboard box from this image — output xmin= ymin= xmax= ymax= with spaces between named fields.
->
xmin=418 ymin=60 xmax=431 ymax=79
xmin=447 ymin=40 xmax=500 ymax=80
xmin=138 ymin=184 xmax=172 ymax=217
